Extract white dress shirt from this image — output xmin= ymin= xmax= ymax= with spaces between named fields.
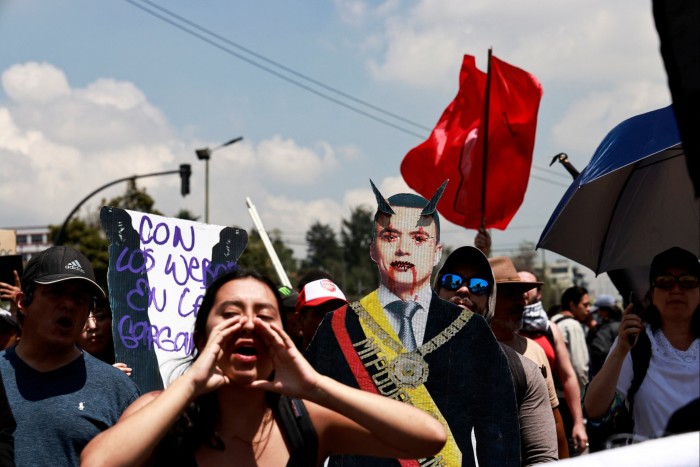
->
xmin=377 ymin=283 xmax=432 ymax=347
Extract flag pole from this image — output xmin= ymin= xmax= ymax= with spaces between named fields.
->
xmin=480 ymin=47 xmax=493 ymax=229
xmin=245 ymin=196 xmax=292 ymax=288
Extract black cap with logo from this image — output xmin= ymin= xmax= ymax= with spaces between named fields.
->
xmin=22 ymin=246 xmax=106 ymax=298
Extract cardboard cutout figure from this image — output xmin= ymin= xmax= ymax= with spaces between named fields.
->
xmin=100 ymin=207 xmax=247 ymax=393
xmin=305 ymin=181 xmax=520 ymax=467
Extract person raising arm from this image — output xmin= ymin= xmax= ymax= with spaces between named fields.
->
xmin=81 ymin=270 xmax=446 ymax=467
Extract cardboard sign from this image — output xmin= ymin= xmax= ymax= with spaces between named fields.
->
xmin=0 ymin=230 xmax=17 ymax=256
xmin=100 ymin=206 xmax=247 ymax=393
xmin=304 ymin=183 xmax=521 ymax=466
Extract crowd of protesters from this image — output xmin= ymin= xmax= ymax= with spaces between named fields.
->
xmin=0 ymin=189 xmax=698 ymax=466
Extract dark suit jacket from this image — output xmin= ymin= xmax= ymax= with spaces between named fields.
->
xmin=305 ymin=291 xmax=520 ymax=467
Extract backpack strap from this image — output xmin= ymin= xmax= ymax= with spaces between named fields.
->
xmin=551 ymin=314 xmax=574 ymax=325
xmin=627 ymin=329 xmax=652 ymax=414
xmin=274 ymin=395 xmax=319 ymax=467
xmin=543 ymin=325 xmax=566 ymax=396
xmin=544 ymin=326 xmax=556 ymax=352
xmin=501 ymin=345 xmax=527 ymax=408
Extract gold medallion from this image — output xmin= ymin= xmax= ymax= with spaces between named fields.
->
xmin=390 ymin=352 xmax=429 ymax=388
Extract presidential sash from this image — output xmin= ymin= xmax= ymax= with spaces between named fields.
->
xmin=332 ymin=290 xmax=474 ymax=467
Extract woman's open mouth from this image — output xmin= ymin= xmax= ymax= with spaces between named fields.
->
xmin=232 ymin=344 xmax=258 ymax=363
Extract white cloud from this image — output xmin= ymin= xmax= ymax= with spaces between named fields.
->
xmin=2 ymin=62 xmax=70 ymax=102
xmin=379 ymin=175 xmax=412 ymax=195
xmin=341 ymin=175 xmax=411 ymax=212
xmin=0 ymin=62 xmax=359 ymax=257
xmin=0 ymin=0 xmax=679 ymax=268
xmin=207 ymin=135 xmax=342 ymax=187
xmin=0 ymin=63 xmax=181 ymax=226
xmin=2 ymin=63 xmax=174 ymax=154
xmin=355 ymin=0 xmax=664 ymax=92
xmin=334 ymin=0 xmax=400 ymax=26
xmin=263 ymin=194 xmax=343 ymax=232
xmin=552 ymin=80 xmax=671 ymax=156
xmin=256 ymin=136 xmax=340 ymax=183
xmin=343 ymin=187 xmax=373 ymax=212
xmin=76 ymin=78 xmax=148 ymax=111
xmin=367 ymin=24 xmax=462 ymax=87
xmin=334 ymin=0 xmax=370 ymax=25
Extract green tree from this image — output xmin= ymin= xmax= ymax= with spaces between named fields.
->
xmin=340 ymin=206 xmax=377 ymax=300
xmin=301 ymin=222 xmax=343 ymax=280
xmin=49 ymin=180 xmax=164 ymax=289
xmin=236 ymin=229 xmax=297 ymax=285
xmin=174 ymin=209 xmax=200 ymax=221
xmin=103 ymin=179 xmax=163 ymax=215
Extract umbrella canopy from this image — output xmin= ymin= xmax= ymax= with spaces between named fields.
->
xmin=537 ymin=105 xmax=699 ymax=275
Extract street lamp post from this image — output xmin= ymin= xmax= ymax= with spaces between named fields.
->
xmin=195 ymin=136 xmax=243 ymax=223
xmin=54 ymin=164 xmax=192 ymax=246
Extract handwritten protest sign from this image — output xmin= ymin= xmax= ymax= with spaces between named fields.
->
xmin=100 ymin=207 xmax=247 ymax=393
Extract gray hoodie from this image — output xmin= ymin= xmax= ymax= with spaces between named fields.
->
xmin=434 ymin=246 xmax=497 ymax=322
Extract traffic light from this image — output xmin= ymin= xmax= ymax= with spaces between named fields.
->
xmin=195 ymin=148 xmax=211 ymax=160
xmin=179 ymin=164 xmax=191 ymax=196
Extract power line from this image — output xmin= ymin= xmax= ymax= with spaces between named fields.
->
xmin=126 ymin=0 xmax=428 ymax=139
xmin=140 ymin=0 xmax=433 ymax=134
xmin=529 ymin=173 xmax=570 ymax=188
xmin=126 ymin=1 xmax=574 ymax=190
xmin=531 ymin=163 xmax=574 ymax=180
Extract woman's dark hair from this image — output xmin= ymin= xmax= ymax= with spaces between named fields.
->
xmin=159 ymin=268 xmax=285 ymax=461
xmin=560 ymin=286 xmax=588 ymax=311
xmin=81 ymin=297 xmax=116 ymax=364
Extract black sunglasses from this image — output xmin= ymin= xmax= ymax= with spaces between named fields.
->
xmin=653 ymin=274 xmax=700 ymax=290
xmin=439 ymin=273 xmax=491 ymax=295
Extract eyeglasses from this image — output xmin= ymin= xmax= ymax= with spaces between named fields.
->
xmin=653 ymin=274 xmax=700 ymax=290
xmin=439 ymin=273 xmax=491 ymax=295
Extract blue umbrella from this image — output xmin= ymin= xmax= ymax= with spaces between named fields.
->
xmin=537 ymin=105 xmax=699 ymax=275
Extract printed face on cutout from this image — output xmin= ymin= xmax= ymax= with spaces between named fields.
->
xmin=370 ymin=206 xmax=442 ymax=299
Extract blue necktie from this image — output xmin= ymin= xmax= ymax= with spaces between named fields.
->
xmin=388 ymin=300 xmax=420 ymax=351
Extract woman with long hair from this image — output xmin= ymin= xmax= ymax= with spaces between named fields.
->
xmin=81 ymin=269 xmax=446 ymax=466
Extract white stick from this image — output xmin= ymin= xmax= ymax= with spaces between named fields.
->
xmin=245 ymin=197 xmax=292 ymax=288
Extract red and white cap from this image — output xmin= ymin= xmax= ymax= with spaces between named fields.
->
xmin=296 ymin=279 xmax=347 ymax=314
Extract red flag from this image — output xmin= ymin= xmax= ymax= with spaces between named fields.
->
xmin=401 ymin=54 xmax=543 ymax=230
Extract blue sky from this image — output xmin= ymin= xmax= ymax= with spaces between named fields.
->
xmin=0 ymin=0 xmax=670 ymax=284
